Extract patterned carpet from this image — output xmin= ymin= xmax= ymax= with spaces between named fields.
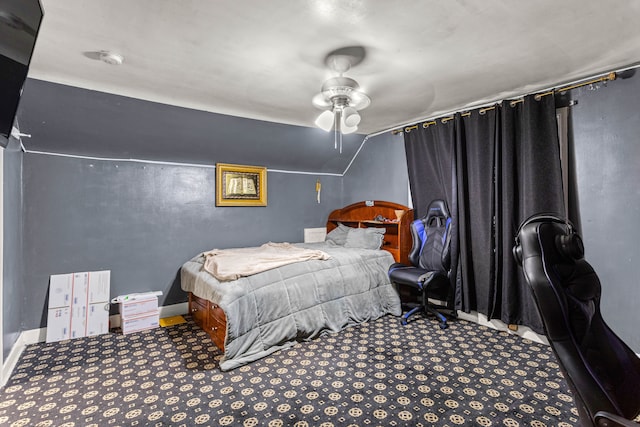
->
xmin=0 ymin=314 xmax=579 ymax=426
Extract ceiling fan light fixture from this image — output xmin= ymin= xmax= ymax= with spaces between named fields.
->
xmin=342 ymin=107 xmax=360 ymax=127
xmin=314 ymin=76 xmax=371 ymax=111
xmin=315 ymin=110 xmax=335 ymax=132
xmin=312 ymin=78 xmax=370 ymax=133
xmin=341 ymin=121 xmax=358 ymax=134
xmin=311 ymin=46 xmax=370 ymax=151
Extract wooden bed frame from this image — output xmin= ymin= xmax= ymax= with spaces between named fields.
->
xmin=188 ymin=200 xmax=414 ymax=352
xmin=326 ymin=200 xmax=414 ymax=265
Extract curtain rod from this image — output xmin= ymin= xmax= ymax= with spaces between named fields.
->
xmin=388 ymin=63 xmax=639 ymax=135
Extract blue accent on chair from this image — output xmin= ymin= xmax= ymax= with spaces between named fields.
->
xmin=413 ymin=220 xmax=427 ymax=258
xmin=388 ymin=199 xmax=454 ymax=329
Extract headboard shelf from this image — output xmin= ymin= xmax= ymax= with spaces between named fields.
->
xmin=327 ymin=200 xmax=414 ymax=264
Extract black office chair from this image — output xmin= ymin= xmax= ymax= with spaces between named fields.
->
xmin=513 ymin=214 xmax=640 ymax=427
xmin=388 ymin=199 xmax=453 ymax=329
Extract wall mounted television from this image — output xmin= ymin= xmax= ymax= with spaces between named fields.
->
xmin=0 ymin=0 xmax=43 ymax=147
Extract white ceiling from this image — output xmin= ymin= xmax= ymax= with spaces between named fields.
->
xmin=28 ymin=0 xmax=640 ymax=135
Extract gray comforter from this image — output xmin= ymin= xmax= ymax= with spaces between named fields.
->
xmin=180 ymin=242 xmax=401 ymax=370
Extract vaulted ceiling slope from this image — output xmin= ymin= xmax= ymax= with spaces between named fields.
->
xmin=27 ymin=0 xmax=640 ymax=135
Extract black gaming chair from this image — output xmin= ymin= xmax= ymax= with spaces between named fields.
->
xmin=388 ymin=199 xmax=453 ymax=329
xmin=513 ymin=214 xmax=640 ymax=427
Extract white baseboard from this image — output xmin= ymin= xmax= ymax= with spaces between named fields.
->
xmin=456 ymin=310 xmax=549 ymax=345
xmin=1 ymin=302 xmax=188 ymax=387
xmin=457 ymin=312 xmax=640 ymax=357
xmin=1 ymin=327 xmax=46 ymax=387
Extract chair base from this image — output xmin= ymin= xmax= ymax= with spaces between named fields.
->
xmin=400 ymin=303 xmax=450 ymax=329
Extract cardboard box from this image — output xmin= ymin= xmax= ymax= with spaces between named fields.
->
xmin=46 ymin=307 xmax=72 ymax=342
xmin=70 ymin=307 xmax=87 ymax=339
xmin=88 ymin=271 xmax=111 ymax=303
xmin=46 ymin=270 xmax=111 ymax=343
xmin=48 ymin=274 xmax=73 ymax=308
xmin=121 ymin=310 xmax=160 ymax=335
xmin=119 ymin=297 xmax=158 ymax=319
xmin=87 ymin=302 xmax=110 ymax=337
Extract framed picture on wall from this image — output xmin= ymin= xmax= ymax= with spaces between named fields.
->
xmin=215 ymin=163 xmax=267 ymax=206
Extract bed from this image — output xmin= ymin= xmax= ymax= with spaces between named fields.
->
xmin=181 ymin=201 xmax=414 ymax=370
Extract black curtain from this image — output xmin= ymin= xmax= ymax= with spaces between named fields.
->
xmin=493 ymin=95 xmax=564 ymax=331
xmin=404 ymin=121 xmax=456 ymax=219
xmin=404 ymin=119 xmax=459 ymax=298
xmin=455 ymin=109 xmax=497 ymax=314
xmin=404 ymin=95 xmax=564 ymax=332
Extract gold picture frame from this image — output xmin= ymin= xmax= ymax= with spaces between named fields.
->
xmin=215 ymin=163 xmax=267 ymax=206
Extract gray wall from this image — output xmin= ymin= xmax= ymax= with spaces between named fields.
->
xmin=2 ymin=140 xmax=23 ymax=360
xmin=342 ymin=132 xmax=410 ymax=207
xmin=21 ymin=155 xmax=343 ymax=330
xmin=568 ymin=72 xmax=640 ymax=353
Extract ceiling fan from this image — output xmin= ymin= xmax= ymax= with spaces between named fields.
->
xmin=312 ymin=46 xmax=371 ymax=152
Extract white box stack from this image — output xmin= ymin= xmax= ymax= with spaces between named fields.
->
xmin=46 ymin=270 xmax=111 ymax=343
xmin=121 ymin=311 xmax=160 ymax=335
xmin=118 ymin=293 xmax=160 ymax=335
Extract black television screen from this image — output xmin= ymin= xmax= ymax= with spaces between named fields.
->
xmin=0 ymin=0 xmax=43 ymax=143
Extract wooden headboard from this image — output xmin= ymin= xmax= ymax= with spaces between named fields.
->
xmin=327 ymin=200 xmax=414 ymax=264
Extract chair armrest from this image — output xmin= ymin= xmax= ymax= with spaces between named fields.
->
xmin=594 ymin=411 xmax=639 ymax=427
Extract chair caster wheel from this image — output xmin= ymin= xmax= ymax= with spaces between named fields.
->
xmin=401 ymin=319 xmax=408 ymax=326
xmin=439 ymin=323 xmax=448 ymax=330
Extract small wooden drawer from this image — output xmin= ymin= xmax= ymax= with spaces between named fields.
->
xmin=189 ymin=294 xmax=208 ymax=330
xmin=188 ymin=293 xmax=227 ymax=352
xmin=208 ymin=302 xmax=226 ymax=350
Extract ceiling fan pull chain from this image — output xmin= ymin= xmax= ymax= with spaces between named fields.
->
xmin=334 ymin=110 xmax=338 ymax=150
xmin=335 ymin=109 xmax=343 ymax=152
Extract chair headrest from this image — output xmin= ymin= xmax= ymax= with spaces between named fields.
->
xmin=513 ymin=213 xmax=584 ymax=266
xmin=425 ymin=199 xmax=450 ymax=222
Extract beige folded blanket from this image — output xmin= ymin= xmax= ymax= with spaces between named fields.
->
xmin=203 ymin=242 xmax=331 ymax=281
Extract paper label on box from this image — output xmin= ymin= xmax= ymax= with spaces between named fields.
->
xmin=120 ymin=297 xmax=158 ymax=319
